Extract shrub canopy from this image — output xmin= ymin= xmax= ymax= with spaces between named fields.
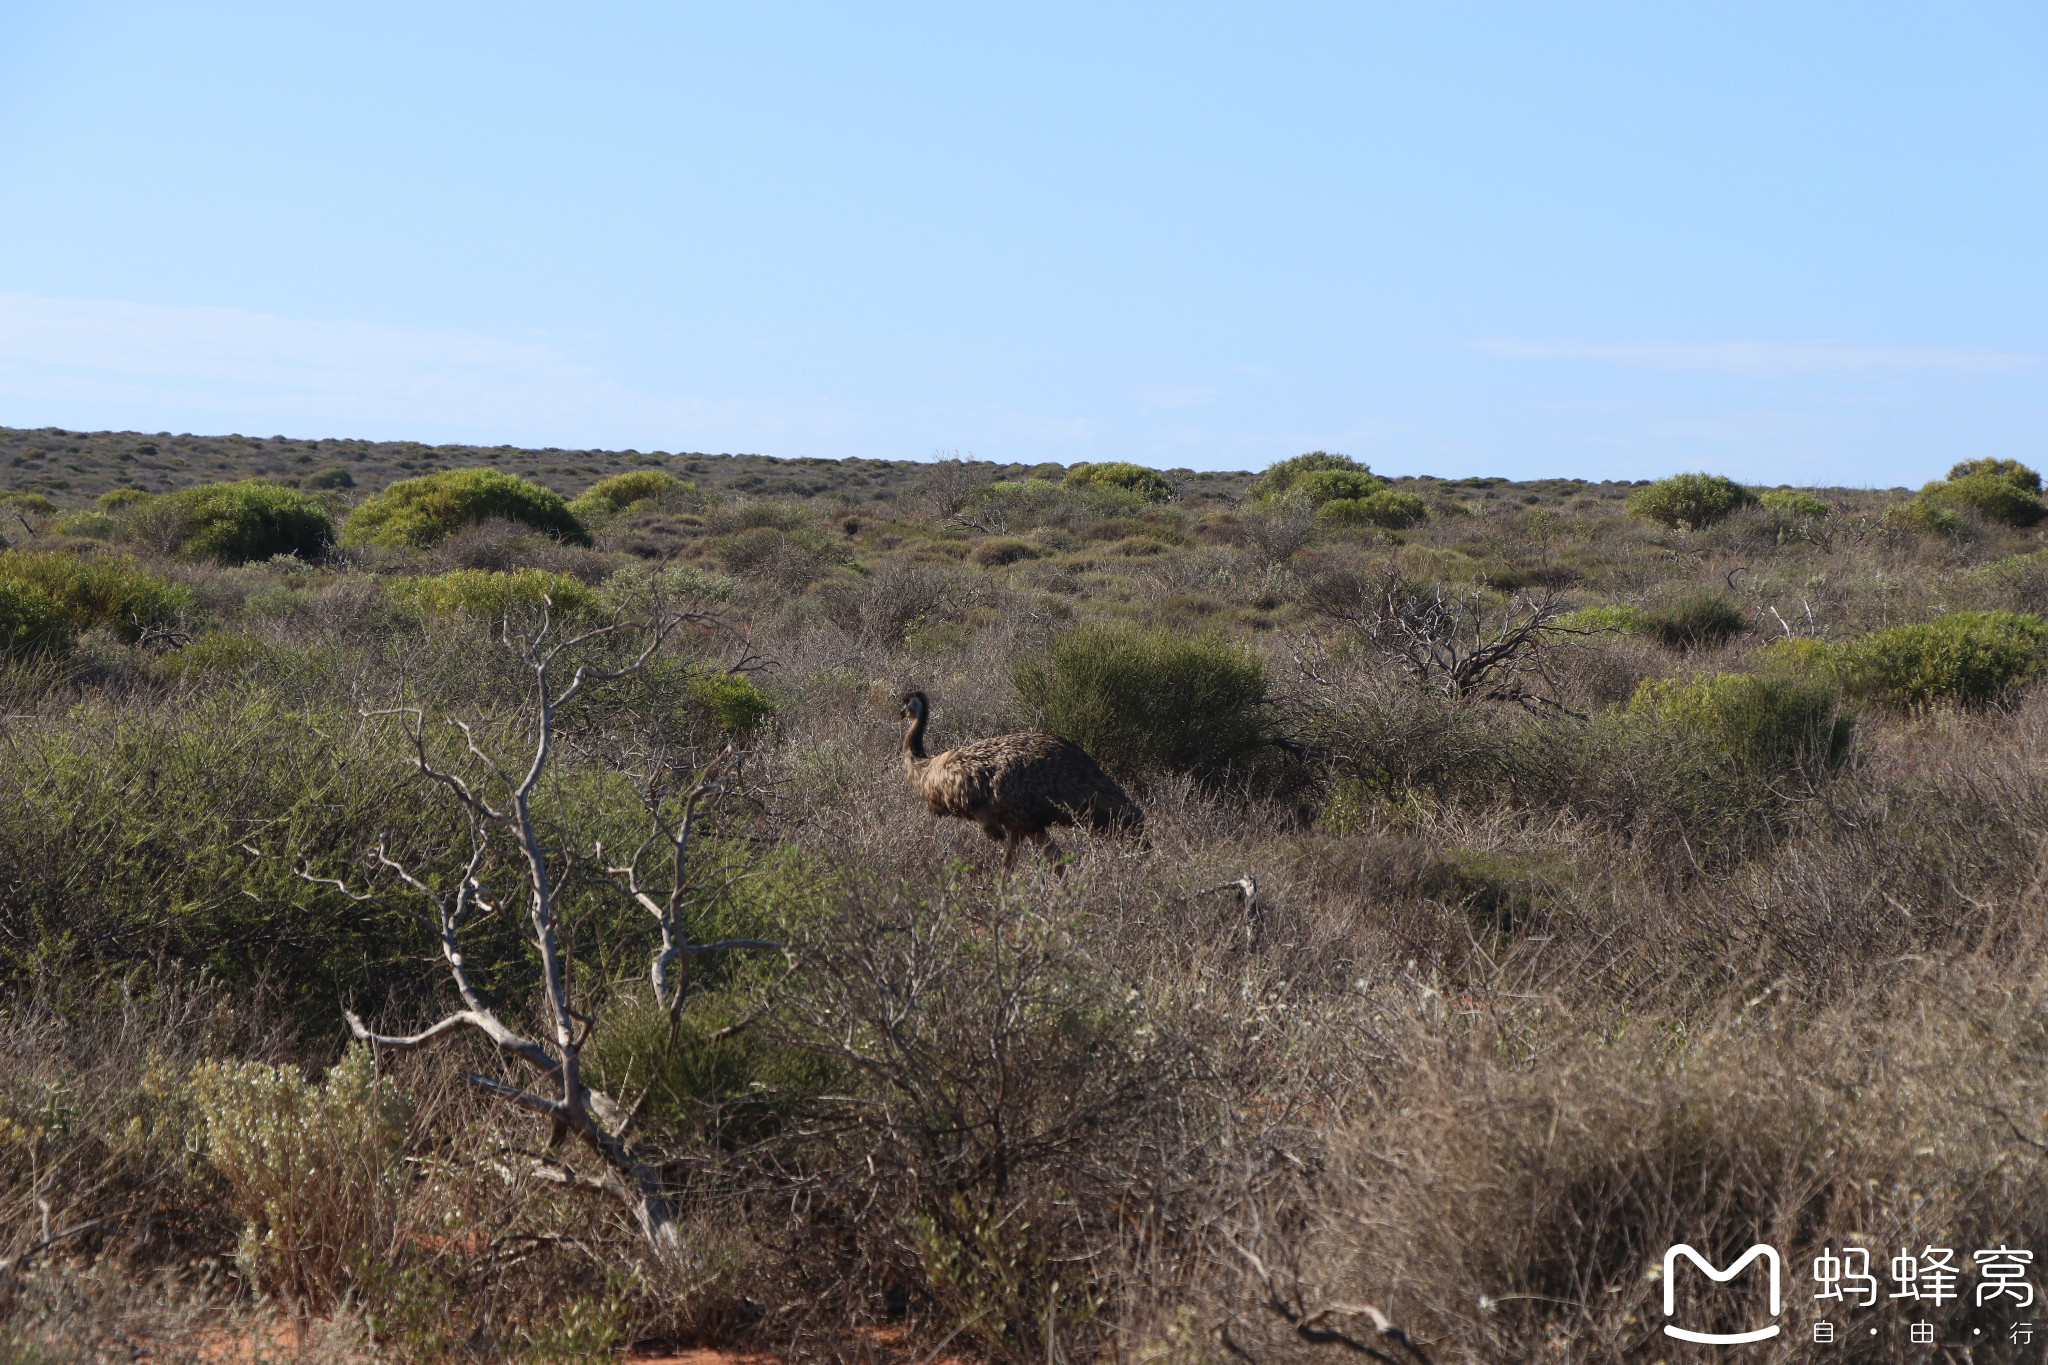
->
xmin=0 ymin=549 xmax=200 ymax=640
xmin=51 ymin=511 xmax=118 ymax=540
xmin=0 ymin=491 xmax=58 ymax=522
xmin=1767 ymin=611 xmax=2048 ymax=709
xmin=1062 ymin=462 xmax=1176 ymax=502
xmin=1626 ymin=672 xmax=1852 ymax=773
xmin=568 ymin=469 xmax=688 ymax=520
xmin=1916 ymin=474 xmax=2047 ymax=528
xmin=1626 ymin=473 xmax=1756 ymax=529
xmin=1644 ymin=594 xmax=1746 ymax=649
xmin=1948 ymin=458 xmax=2041 ymax=493
xmin=684 ymin=668 xmax=777 ymax=737
xmin=1013 ymin=621 xmax=1272 ymax=776
xmin=1294 ymin=468 xmax=1385 ymax=504
xmin=385 ymin=568 xmax=597 ymax=623
xmin=0 ymin=577 xmax=71 ymax=654
xmin=1757 ymin=488 xmax=1830 ymax=518
xmin=1319 ymin=488 xmax=1426 ymax=528
xmin=1252 ymin=451 xmax=1371 ymax=503
xmin=341 ymin=468 xmax=590 ymax=550
xmin=162 ymin=480 xmax=336 ymax=564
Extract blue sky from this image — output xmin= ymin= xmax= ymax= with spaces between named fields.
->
xmin=0 ymin=3 xmax=2041 ymax=483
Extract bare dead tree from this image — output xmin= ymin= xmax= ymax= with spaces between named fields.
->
xmin=911 ymin=454 xmax=993 ymax=522
xmin=1307 ymin=570 xmax=1585 ymax=716
xmin=1241 ymin=498 xmax=1317 ymax=567
xmin=259 ymin=596 xmax=779 ymax=1257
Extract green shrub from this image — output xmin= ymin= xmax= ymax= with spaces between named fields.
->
xmin=685 ymin=668 xmax=777 ymax=737
xmin=95 ymin=487 xmax=153 ymax=510
xmin=969 ymin=537 xmax=1048 ymax=567
xmin=0 ymin=550 xmax=200 ymax=640
xmin=1916 ymin=474 xmax=2047 ymax=528
xmin=1757 ymin=488 xmax=1830 ymax=518
xmin=1891 ymin=498 xmax=1972 ymax=538
xmin=1626 ymin=672 xmax=1852 ymax=773
xmin=1948 ymin=457 xmax=2041 ymax=493
xmin=189 ymin=1046 xmax=411 ymax=1309
xmin=598 ymin=561 xmax=741 ymax=615
xmin=303 ymin=466 xmax=355 ymax=490
xmin=1643 ymin=594 xmax=1746 ymax=649
xmin=1294 ymin=468 xmax=1386 ymax=504
xmin=1767 ymin=611 xmax=2048 ymax=709
xmin=1062 ymin=462 xmax=1176 ymax=502
xmin=0 ymin=491 xmax=57 ymax=520
xmin=1251 ymin=450 xmax=1371 ymax=503
xmin=1013 ymin=621 xmax=1273 ymax=775
xmin=163 ymin=480 xmax=336 ymax=563
xmin=160 ymin=631 xmax=285 ymax=682
xmin=1625 ymin=473 xmax=1756 ymax=528
xmin=385 ymin=567 xmax=597 ymax=623
xmin=50 ymin=510 xmax=118 ymax=540
xmin=587 ymin=990 xmax=836 ymax=1147
xmin=989 ymin=477 xmax=1063 ymax=497
xmin=568 ymin=468 xmax=688 ymax=519
xmin=0 ymin=578 xmax=71 ymax=654
xmin=1319 ymin=488 xmax=1427 ymax=528
xmin=340 ymin=468 xmax=590 ymax=549
xmin=1557 ymin=604 xmax=1645 ymax=634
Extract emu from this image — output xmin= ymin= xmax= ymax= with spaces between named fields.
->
xmin=898 ymin=691 xmax=1143 ymax=870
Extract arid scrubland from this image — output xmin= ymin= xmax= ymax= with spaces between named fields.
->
xmin=8 ymin=438 xmax=2048 ymax=1363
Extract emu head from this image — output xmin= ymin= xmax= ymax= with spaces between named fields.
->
xmin=899 ymin=691 xmax=929 ymax=723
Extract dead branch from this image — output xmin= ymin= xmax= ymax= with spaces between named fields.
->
xmin=1223 ymin=1230 xmax=1434 ymax=1365
xmin=269 ymin=593 xmax=773 ymax=1258
xmin=1308 ymin=570 xmax=1586 ymax=717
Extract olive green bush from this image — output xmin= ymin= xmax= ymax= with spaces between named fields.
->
xmin=1625 ymin=472 xmax=1755 ymax=528
xmin=1915 ymin=473 xmax=2047 ymax=528
xmin=384 ymin=567 xmax=597 ymax=623
xmin=568 ymin=468 xmax=689 ymax=519
xmin=1756 ymin=487 xmax=1830 ymax=518
xmin=1319 ymin=488 xmax=1426 ymax=528
xmin=1062 ymin=461 xmax=1176 ymax=502
xmin=0 ymin=577 xmax=70 ymax=654
xmin=1556 ymin=603 xmax=1645 ymax=634
xmin=1293 ymin=468 xmax=1385 ymax=505
xmin=968 ymin=536 xmax=1047 ymax=566
xmin=159 ymin=631 xmax=287 ymax=683
xmin=0 ymin=549 xmax=200 ymax=640
xmin=1642 ymin=593 xmax=1746 ymax=649
xmin=50 ymin=510 xmax=118 ymax=540
xmin=341 ymin=467 xmax=590 ymax=549
xmin=1013 ymin=621 xmax=1272 ymax=776
xmin=1250 ymin=450 xmax=1372 ymax=503
xmin=160 ymin=479 xmax=336 ymax=563
xmin=1624 ymin=672 xmax=1852 ymax=774
xmin=1767 ymin=611 xmax=2048 ymax=708
xmin=683 ymin=667 xmax=777 ymax=737
xmin=1948 ymin=457 xmax=2041 ymax=492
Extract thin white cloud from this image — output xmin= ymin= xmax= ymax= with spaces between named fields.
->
xmin=1472 ymin=337 xmax=2037 ymax=373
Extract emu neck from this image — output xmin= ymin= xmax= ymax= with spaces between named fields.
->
xmin=903 ymin=711 xmax=930 ymax=764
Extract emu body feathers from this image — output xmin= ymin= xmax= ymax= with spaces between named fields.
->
xmin=899 ymin=691 xmax=1142 ymax=868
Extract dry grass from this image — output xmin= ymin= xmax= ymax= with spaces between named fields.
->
xmin=11 ymin=458 xmax=2048 ymax=1361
